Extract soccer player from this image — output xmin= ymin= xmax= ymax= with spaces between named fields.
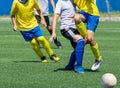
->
xmin=34 ymin=0 xmax=62 ymax=49
xmin=72 ymin=0 xmax=103 ymax=71
xmin=49 ymin=0 xmax=85 ymax=73
xmin=10 ymin=0 xmax=60 ymax=62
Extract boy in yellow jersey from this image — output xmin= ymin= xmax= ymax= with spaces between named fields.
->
xmin=10 ymin=0 xmax=60 ymax=62
xmin=72 ymin=0 xmax=102 ymax=71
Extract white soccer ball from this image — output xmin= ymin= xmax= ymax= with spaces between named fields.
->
xmin=101 ymin=73 xmax=117 ymax=88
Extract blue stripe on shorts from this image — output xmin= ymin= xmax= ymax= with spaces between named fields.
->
xmin=20 ymin=26 xmax=43 ymax=42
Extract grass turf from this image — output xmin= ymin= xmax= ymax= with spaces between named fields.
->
xmin=0 ymin=20 xmax=120 ymax=88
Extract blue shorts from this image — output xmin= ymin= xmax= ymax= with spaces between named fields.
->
xmin=78 ymin=11 xmax=99 ymax=32
xmin=20 ymin=26 xmax=43 ymax=42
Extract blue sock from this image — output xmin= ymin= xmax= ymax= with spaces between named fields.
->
xmin=75 ymin=38 xmax=85 ymax=66
xmin=66 ymin=50 xmax=76 ymax=67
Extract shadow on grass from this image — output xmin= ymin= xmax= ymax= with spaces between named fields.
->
xmin=13 ymin=60 xmax=60 ymax=63
xmin=53 ymin=68 xmax=101 ymax=73
xmin=13 ymin=60 xmax=42 ymax=63
xmin=53 ymin=68 xmax=72 ymax=72
xmin=85 ymin=68 xmax=101 ymax=72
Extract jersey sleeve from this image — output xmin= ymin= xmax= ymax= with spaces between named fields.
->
xmin=10 ymin=0 xmax=17 ymax=16
xmin=55 ymin=0 xmax=62 ymax=15
xmin=34 ymin=0 xmax=40 ymax=10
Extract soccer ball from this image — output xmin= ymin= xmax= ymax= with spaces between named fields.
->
xmin=101 ymin=73 xmax=117 ymax=88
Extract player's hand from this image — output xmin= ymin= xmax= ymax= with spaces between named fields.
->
xmin=49 ymin=33 xmax=56 ymax=43
xmin=13 ymin=25 xmax=17 ymax=31
xmin=41 ymin=20 xmax=47 ymax=28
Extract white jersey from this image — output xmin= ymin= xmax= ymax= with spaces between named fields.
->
xmin=37 ymin=0 xmax=49 ymax=16
xmin=55 ymin=0 xmax=76 ymax=30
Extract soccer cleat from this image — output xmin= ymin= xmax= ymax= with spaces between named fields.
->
xmin=54 ymin=40 xmax=62 ymax=49
xmin=41 ymin=59 xmax=48 ymax=63
xmin=91 ymin=59 xmax=103 ymax=71
xmin=50 ymin=54 xmax=60 ymax=62
xmin=41 ymin=56 xmax=48 ymax=63
xmin=74 ymin=65 xmax=85 ymax=74
xmin=58 ymin=45 xmax=62 ymax=49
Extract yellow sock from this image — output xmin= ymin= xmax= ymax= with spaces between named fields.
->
xmin=30 ymin=38 xmax=44 ymax=58
xmin=76 ymin=22 xmax=87 ymax=38
xmin=37 ymin=36 xmax=53 ymax=57
xmin=91 ymin=43 xmax=101 ymax=61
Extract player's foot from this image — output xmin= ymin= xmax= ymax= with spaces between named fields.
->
xmin=74 ymin=65 xmax=85 ymax=74
xmin=41 ymin=56 xmax=48 ymax=63
xmin=54 ymin=39 xmax=62 ymax=49
xmin=50 ymin=54 xmax=60 ymax=62
xmin=65 ymin=65 xmax=74 ymax=70
xmin=91 ymin=58 xmax=103 ymax=71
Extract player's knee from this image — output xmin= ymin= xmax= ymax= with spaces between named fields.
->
xmin=74 ymin=14 xmax=84 ymax=24
xmin=30 ymin=38 xmax=38 ymax=50
xmin=74 ymin=35 xmax=83 ymax=42
xmin=74 ymin=14 xmax=81 ymax=24
xmin=30 ymin=38 xmax=37 ymax=45
xmin=87 ymin=36 xmax=92 ymax=42
xmin=37 ymin=36 xmax=46 ymax=42
xmin=87 ymin=37 xmax=96 ymax=45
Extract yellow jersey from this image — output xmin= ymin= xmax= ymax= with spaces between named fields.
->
xmin=73 ymin=0 xmax=100 ymax=16
xmin=10 ymin=0 xmax=40 ymax=31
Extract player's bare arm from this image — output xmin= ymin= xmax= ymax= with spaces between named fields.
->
xmin=49 ymin=14 xmax=59 ymax=43
xmin=11 ymin=15 xmax=17 ymax=31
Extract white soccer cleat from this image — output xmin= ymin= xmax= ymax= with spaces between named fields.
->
xmin=91 ymin=57 xmax=103 ymax=71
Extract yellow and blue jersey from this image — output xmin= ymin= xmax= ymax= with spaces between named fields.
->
xmin=73 ymin=0 xmax=100 ymax=16
xmin=10 ymin=0 xmax=40 ymax=31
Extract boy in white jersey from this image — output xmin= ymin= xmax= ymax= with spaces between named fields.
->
xmin=35 ymin=0 xmax=62 ymax=49
xmin=10 ymin=0 xmax=60 ymax=62
xmin=49 ymin=0 xmax=85 ymax=73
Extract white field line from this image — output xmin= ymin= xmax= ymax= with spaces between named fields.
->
xmin=97 ymin=28 xmax=120 ymax=30
xmin=1 ymin=17 xmax=120 ymax=21
xmin=97 ymin=28 xmax=120 ymax=32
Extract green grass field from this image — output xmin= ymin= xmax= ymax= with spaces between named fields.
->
xmin=0 ymin=19 xmax=120 ymax=88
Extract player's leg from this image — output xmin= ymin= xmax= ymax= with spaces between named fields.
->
xmin=61 ymin=29 xmax=76 ymax=70
xmin=30 ymin=38 xmax=48 ymax=62
xmin=34 ymin=26 xmax=60 ymax=62
xmin=87 ymin=30 xmax=102 ymax=71
xmin=65 ymin=50 xmax=76 ymax=70
xmin=87 ymin=30 xmax=101 ymax=60
xmin=37 ymin=36 xmax=60 ymax=62
xmin=61 ymin=28 xmax=85 ymax=73
xmin=86 ymin=15 xmax=102 ymax=71
xmin=74 ymin=37 xmax=85 ymax=73
xmin=74 ymin=13 xmax=87 ymax=38
xmin=20 ymin=29 xmax=47 ymax=62
xmin=44 ymin=16 xmax=62 ymax=48
xmin=75 ymin=12 xmax=102 ymax=71
xmin=37 ymin=36 xmax=53 ymax=56
xmin=74 ymin=13 xmax=88 ymax=44
xmin=76 ymin=22 xmax=87 ymax=38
